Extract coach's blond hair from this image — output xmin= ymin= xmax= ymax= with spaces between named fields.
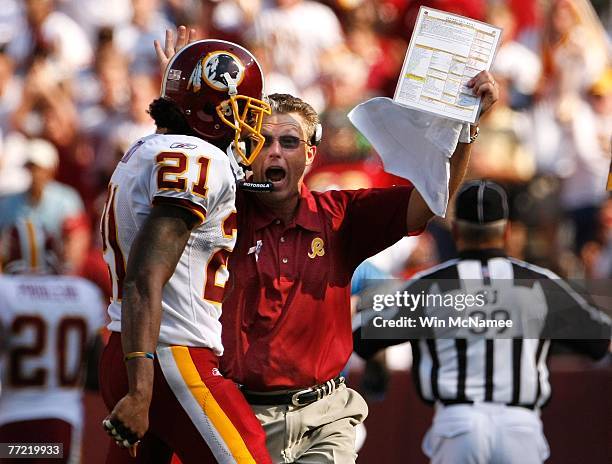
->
xmin=266 ymin=94 xmax=320 ymax=143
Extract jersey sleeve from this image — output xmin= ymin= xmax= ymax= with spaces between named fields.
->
xmin=148 ymin=144 xmax=231 ymax=225
xmin=339 ymin=186 xmax=421 ymax=271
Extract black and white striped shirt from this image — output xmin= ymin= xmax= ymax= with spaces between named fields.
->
xmin=354 ymin=248 xmax=611 ymax=409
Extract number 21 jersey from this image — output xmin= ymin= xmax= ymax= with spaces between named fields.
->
xmin=101 ymin=134 xmax=237 ymax=354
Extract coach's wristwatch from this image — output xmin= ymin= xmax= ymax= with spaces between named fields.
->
xmin=467 ymin=125 xmax=480 ymax=144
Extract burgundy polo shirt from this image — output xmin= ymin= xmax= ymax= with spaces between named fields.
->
xmin=220 ymin=185 xmax=420 ymax=390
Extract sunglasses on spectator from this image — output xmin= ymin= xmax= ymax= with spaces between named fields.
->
xmin=259 ymin=135 xmax=310 ymax=149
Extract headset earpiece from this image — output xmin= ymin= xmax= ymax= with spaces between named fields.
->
xmin=310 ymin=123 xmax=323 ymax=146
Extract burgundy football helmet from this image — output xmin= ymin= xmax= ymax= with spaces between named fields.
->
xmin=1 ymin=220 xmax=60 ymax=275
xmin=161 ymin=39 xmax=271 ymax=165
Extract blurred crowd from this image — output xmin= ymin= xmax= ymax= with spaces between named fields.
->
xmin=0 ymin=0 xmax=611 ymax=303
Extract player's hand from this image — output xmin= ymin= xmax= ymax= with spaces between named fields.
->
xmin=102 ymin=392 xmax=151 ymax=457
xmin=467 ymin=70 xmax=498 ymax=118
xmin=154 ymin=25 xmax=197 ymax=75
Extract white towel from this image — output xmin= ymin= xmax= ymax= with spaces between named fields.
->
xmin=348 ymin=97 xmax=470 ymax=217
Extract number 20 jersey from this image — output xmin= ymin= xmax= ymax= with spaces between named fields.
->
xmin=0 ymin=274 xmax=104 ymax=427
xmin=101 ymin=134 xmax=237 ymax=355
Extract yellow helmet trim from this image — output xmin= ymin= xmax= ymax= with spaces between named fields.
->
xmin=216 ymin=95 xmax=271 ymax=165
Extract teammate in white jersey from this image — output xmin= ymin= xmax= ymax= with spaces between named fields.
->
xmin=0 ymin=219 xmax=105 ymax=464
xmin=99 ymin=34 xmax=273 ymax=463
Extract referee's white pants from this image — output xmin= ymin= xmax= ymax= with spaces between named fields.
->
xmin=422 ymin=403 xmax=550 ymax=464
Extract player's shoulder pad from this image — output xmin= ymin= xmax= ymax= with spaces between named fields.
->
xmin=139 ymin=134 xmax=227 ymax=163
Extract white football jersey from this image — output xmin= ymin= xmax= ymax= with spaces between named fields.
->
xmin=0 ymin=274 xmax=104 ymax=427
xmin=100 ymin=134 xmax=237 ymax=354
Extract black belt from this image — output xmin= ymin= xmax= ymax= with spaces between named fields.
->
xmin=439 ymin=399 xmax=535 ymax=410
xmin=242 ymin=376 xmax=345 ymax=407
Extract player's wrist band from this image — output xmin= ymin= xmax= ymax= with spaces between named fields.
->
xmin=467 ymin=125 xmax=480 ymax=144
xmin=124 ymin=351 xmax=155 ymax=362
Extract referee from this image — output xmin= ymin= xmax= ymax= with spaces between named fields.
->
xmin=354 ymin=180 xmax=611 ymax=464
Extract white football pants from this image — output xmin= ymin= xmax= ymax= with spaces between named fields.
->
xmin=422 ymin=403 xmax=550 ymax=464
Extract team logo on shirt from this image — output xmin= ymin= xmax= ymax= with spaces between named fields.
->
xmin=187 ymin=51 xmax=245 ymax=93
xmin=308 ymin=238 xmax=325 ymax=259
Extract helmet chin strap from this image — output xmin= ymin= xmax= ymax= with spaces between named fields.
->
xmin=224 ymin=72 xmax=238 ymax=96
xmin=223 ymin=72 xmax=241 ymax=129
xmin=226 ymin=142 xmax=274 ymax=192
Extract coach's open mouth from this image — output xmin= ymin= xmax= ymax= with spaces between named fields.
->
xmin=265 ymin=167 xmax=287 ymax=184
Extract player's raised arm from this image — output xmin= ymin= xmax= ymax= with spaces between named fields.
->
xmin=405 ymin=71 xmax=499 ymax=232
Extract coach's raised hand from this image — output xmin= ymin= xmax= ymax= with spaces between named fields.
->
xmin=467 ymin=70 xmax=499 ymax=118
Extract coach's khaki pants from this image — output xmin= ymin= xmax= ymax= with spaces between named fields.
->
xmin=249 ymin=385 xmax=368 ymax=463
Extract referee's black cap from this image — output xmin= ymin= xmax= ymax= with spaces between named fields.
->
xmin=455 ymin=180 xmax=509 ymax=224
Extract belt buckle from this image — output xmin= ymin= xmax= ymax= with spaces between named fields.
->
xmin=291 ymin=388 xmax=313 ymax=407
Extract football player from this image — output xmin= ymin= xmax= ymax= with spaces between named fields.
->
xmin=98 ymin=37 xmax=273 ymax=463
xmin=0 ymin=219 xmax=105 ymax=464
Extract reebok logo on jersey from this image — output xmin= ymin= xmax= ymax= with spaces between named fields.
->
xmin=211 ymin=368 xmax=222 ymax=377
xmin=170 ymin=142 xmax=197 ymax=150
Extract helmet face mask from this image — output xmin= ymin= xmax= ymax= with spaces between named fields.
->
xmin=217 ymin=95 xmax=269 ymax=165
xmin=161 ymin=40 xmax=271 ymax=165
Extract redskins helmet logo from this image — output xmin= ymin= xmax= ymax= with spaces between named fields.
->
xmin=188 ymin=51 xmax=245 ymax=93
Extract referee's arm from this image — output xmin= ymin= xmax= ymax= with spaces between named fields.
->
xmin=541 ymin=278 xmax=611 ymax=360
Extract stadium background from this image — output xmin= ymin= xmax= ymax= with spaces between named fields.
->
xmin=0 ymin=0 xmax=610 ymax=462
